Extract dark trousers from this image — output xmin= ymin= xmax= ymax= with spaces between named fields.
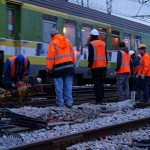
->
xmin=91 ymin=68 xmax=106 ymax=102
xmin=116 ymin=73 xmax=130 ymax=101
xmin=138 ymin=76 xmax=149 ymax=102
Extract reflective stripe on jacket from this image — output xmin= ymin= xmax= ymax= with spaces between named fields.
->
xmin=117 ymin=50 xmax=130 ymax=74
xmin=9 ymin=56 xmax=28 ymax=80
xmin=46 ymin=34 xmax=76 ymax=73
xmin=90 ymin=40 xmax=106 ymax=69
xmin=138 ymin=52 xmax=150 ymax=76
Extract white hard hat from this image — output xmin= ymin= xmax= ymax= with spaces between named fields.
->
xmin=129 ymin=50 xmax=135 ymax=56
xmin=90 ymin=29 xmax=99 ymax=35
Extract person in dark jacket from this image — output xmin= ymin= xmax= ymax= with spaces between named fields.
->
xmin=129 ymin=50 xmax=142 ymax=101
xmin=137 ymin=44 xmax=150 ymax=102
xmin=115 ymin=42 xmax=131 ymax=101
xmin=3 ymin=54 xmax=30 ymax=90
xmin=88 ymin=29 xmax=107 ymax=103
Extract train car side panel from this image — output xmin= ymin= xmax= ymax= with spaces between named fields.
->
xmin=21 ymin=8 xmax=42 ymax=41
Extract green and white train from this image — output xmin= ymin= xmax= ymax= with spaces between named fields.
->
xmin=0 ymin=0 xmax=150 ymax=86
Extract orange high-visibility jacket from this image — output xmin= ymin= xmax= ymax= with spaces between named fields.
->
xmin=46 ymin=34 xmax=76 ymax=72
xmin=138 ymin=52 xmax=150 ymax=76
xmin=117 ymin=50 xmax=130 ymax=74
xmin=90 ymin=40 xmax=107 ymax=69
xmin=9 ymin=56 xmax=28 ymax=80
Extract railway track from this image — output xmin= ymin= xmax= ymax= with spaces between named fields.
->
xmin=0 ymin=98 xmax=150 ymax=150
xmin=8 ymin=116 xmax=150 ymax=150
xmin=0 ymin=86 xmax=118 ymax=107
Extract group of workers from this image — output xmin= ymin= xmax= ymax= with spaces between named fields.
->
xmin=115 ymin=42 xmax=150 ymax=103
xmin=3 ymin=28 xmax=149 ymax=108
xmin=129 ymin=44 xmax=150 ymax=103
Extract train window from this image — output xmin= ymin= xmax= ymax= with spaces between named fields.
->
xmin=124 ymin=33 xmax=131 ymax=50
xmin=63 ymin=20 xmax=76 ymax=46
xmin=42 ymin=15 xmax=57 ymax=43
xmin=134 ymin=35 xmax=141 ymax=51
xmin=8 ymin=9 xmax=14 ymax=36
xmin=112 ymin=30 xmax=120 ymax=36
xmin=98 ymin=27 xmax=107 ymax=43
xmin=42 ymin=20 xmax=56 ymax=43
xmin=81 ymin=25 xmax=91 ymax=48
xmin=111 ymin=30 xmax=120 ymax=50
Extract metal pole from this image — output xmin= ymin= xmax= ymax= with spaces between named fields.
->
xmin=106 ymin=0 xmax=113 ymax=14
xmin=81 ymin=0 xmax=84 ymax=6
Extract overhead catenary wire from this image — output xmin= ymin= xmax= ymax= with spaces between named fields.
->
xmin=68 ymin=0 xmax=150 ymax=23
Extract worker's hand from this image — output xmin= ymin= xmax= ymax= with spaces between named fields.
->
xmin=141 ymin=74 xmax=145 ymax=80
xmin=46 ymin=70 xmax=53 ymax=74
xmin=11 ymin=83 xmax=16 ymax=89
xmin=114 ymin=71 xmax=117 ymax=77
xmin=46 ymin=69 xmax=53 ymax=74
xmin=88 ymin=68 xmax=91 ymax=75
xmin=49 ymin=70 xmax=53 ymax=74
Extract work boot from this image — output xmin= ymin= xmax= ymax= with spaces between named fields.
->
xmin=66 ymin=105 xmax=72 ymax=109
xmin=96 ymin=98 xmax=103 ymax=104
xmin=55 ymin=104 xmax=64 ymax=107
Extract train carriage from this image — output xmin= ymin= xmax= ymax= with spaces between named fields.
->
xmin=0 ymin=0 xmax=150 ymax=86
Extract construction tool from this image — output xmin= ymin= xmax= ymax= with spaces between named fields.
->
xmin=0 ymin=109 xmax=48 ymax=129
xmin=129 ymin=139 xmax=150 ymax=148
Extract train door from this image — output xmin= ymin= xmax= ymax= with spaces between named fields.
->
xmin=6 ymin=3 xmax=21 ymax=55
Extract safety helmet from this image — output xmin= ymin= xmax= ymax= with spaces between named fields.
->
xmin=138 ymin=44 xmax=146 ymax=49
xmin=16 ymin=54 xmax=24 ymax=65
xmin=90 ymin=29 xmax=99 ymax=35
xmin=129 ymin=50 xmax=135 ymax=56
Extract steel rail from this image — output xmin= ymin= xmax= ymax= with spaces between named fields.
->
xmin=9 ymin=117 xmax=150 ymax=150
xmin=0 ymin=87 xmax=118 ymax=107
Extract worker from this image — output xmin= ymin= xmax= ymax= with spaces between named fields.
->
xmin=137 ymin=44 xmax=150 ymax=103
xmin=46 ymin=29 xmax=76 ymax=108
xmin=129 ymin=50 xmax=141 ymax=75
xmin=115 ymin=42 xmax=131 ymax=101
xmin=3 ymin=54 xmax=30 ymax=90
xmin=129 ymin=50 xmax=142 ymax=101
xmin=88 ymin=29 xmax=107 ymax=103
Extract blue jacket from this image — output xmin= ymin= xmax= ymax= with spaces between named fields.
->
xmin=131 ymin=55 xmax=140 ymax=68
xmin=3 ymin=58 xmax=30 ymax=90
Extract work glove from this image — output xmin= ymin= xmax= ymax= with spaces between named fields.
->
xmin=11 ymin=83 xmax=16 ymax=89
xmin=47 ymin=70 xmax=53 ymax=74
xmin=114 ymin=71 xmax=117 ymax=77
xmin=88 ymin=68 xmax=91 ymax=75
xmin=141 ymin=74 xmax=145 ymax=80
